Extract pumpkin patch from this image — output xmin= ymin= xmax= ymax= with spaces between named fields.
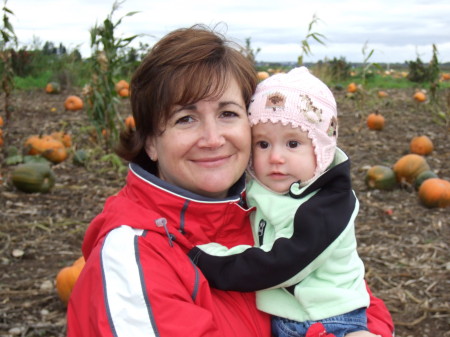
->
xmin=2 ymin=69 xmax=449 ymax=336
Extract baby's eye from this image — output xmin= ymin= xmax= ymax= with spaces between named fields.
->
xmin=287 ymin=141 xmax=300 ymax=148
xmin=256 ymin=141 xmax=269 ymax=149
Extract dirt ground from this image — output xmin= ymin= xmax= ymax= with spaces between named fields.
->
xmin=0 ymin=87 xmax=449 ymax=337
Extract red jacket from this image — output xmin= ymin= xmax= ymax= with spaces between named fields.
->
xmin=66 ymin=163 xmax=394 ymax=337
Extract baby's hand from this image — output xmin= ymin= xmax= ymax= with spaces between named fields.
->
xmin=345 ymin=331 xmax=381 ymax=337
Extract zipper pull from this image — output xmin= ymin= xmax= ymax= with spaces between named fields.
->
xmin=257 ymin=219 xmax=266 ymax=246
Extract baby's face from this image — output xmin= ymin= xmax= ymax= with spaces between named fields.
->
xmin=251 ymin=122 xmax=316 ymax=193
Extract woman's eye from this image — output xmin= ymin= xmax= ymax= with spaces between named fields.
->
xmin=221 ymin=110 xmax=239 ymax=118
xmin=288 ymin=141 xmax=300 ymax=148
xmin=175 ymin=115 xmax=195 ymax=124
xmin=256 ymin=141 xmax=269 ymax=149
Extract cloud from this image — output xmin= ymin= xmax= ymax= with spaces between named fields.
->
xmin=8 ymin=0 xmax=450 ymax=63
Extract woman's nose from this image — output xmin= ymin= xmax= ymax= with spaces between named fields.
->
xmin=198 ymin=119 xmax=225 ymax=148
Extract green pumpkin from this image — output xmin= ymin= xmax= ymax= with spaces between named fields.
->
xmin=11 ymin=163 xmax=56 ymax=193
xmin=365 ymin=165 xmax=397 ymax=190
xmin=414 ymin=170 xmax=438 ymax=191
xmin=73 ymin=149 xmax=88 ymax=166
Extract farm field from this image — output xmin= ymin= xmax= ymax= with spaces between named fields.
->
xmin=0 ymin=87 xmax=449 ymax=337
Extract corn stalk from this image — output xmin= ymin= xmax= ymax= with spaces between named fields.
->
xmin=0 ymin=0 xmax=17 ymax=125
xmin=85 ymin=0 xmax=139 ymax=150
xmin=297 ymin=14 xmax=326 ymax=66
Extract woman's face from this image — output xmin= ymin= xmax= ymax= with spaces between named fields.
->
xmin=145 ymin=77 xmax=251 ymax=198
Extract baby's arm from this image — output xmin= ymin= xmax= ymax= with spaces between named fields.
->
xmin=188 ymin=180 xmax=356 ymax=292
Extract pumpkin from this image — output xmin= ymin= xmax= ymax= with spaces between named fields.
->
xmin=118 ymin=87 xmax=129 ymax=97
xmin=414 ymin=170 xmax=438 ymax=191
xmin=24 ymin=135 xmax=42 ymax=155
xmin=50 ymin=131 xmax=72 ymax=148
xmin=413 ymin=91 xmax=426 ymax=102
xmin=0 ymin=116 xmax=3 ymax=126
xmin=45 ymin=82 xmax=61 ymax=94
xmin=64 ymin=95 xmax=84 ymax=111
xmin=56 ymin=256 xmax=85 ymax=304
xmin=410 ymin=135 xmax=433 ymax=156
xmin=347 ymin=82 xmax=357 ymax=93
xmin=124 ymin=115 xmax=135 ymax=129
xmin=11 ymin=163 xmax=56 ymax=193
xmin=115 ymin=80 xmax=129 ymax=93
xmin=257 ymin=71 xmax=270 ymax=81
xmin=365 ymin=165 xmax=397 ymax=190
xmin=441 ymin=73 xmax=450 ymax=81
xmin=42 ymin=144 xmax=68 ymax=164
xmin=377 ymin=91 xmax=388 ymax=98
xmin=73 ymin=149 xmax=88 ymax=166
xmin=24 ymin=135 xmax=68 ymax=164
xmin=418 ymin=178 xmax=450 ymax=208
xmin=393 ymin=154 xmax=430 ymax=184
xmin=115 ymin=80 xmax=130 ymax=97
xmin=366 ymin=112 xmax=385 ymax=131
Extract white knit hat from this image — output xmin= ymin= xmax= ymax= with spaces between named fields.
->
xmin=248 ymin=66 xmax=338 ymax=177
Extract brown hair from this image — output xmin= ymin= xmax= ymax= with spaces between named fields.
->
xmin=115 ymin=24 xmax=257 ymax=173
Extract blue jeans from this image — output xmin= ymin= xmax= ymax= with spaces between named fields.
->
xmin=272 ymin=308 xmax=368 ymax=337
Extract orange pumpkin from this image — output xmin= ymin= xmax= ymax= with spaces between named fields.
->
xmin=410 ymin=135 xmax=433 ymax=156
xmin=55 ymin=256 xmax=85 ymax=304
xmin=42 ymin=145 xmax=68 ymax=164
xmin=257 ymin=71 xmax=270 ymax=81
xmin=347 ymin=82 xmax=357 ymax=93
xmin=418 ymin=178 xmax=450 ymax=208
xmin=50 ymin=131 xmax=72 ymax=148
xmin=115 ymin=80 xmax=129 ymax=93
xmin=45 ymin=82 xmax=61 ymax=94
xmin=0 ymin=116 xmax=3 ymax=126
xmin=413 ymin=91 xmax=426 ymax=103
xmin=377 ymin=91 xmax=388 ymax=98
xmin=24 ymin=135 xmax=68 ymax=163
xmin=441 ymin=73 xmax=450 ymax=81
xmin=366 ymin=112 xmax=385 ymax=131
xmin=64 ymin=95 xmax=84 ymax=111
xmin=118 ymin=87 xmax=129 ymax=98
xmin=393 ymin=154 xmax=430 ymax=184
xmin=124 ymin=115 xmax=135 ymax=129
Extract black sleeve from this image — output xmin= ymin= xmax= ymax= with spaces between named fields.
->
xmin=188 ymin=160 xmax=356 ymax=291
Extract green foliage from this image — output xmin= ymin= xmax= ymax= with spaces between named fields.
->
xmin=85 ymin=0 xmax=139 ymax=150
xmin=240 ymin=37 xmax=261 ymax=66
xmin=360 ymin=41 xmax=382 ymax=86
xmin=13 ymin=70 xmax=52 ymax=89
xmin=407 ymin=57 xmax=429 ymax=82
xmin=297 ymin=14 xmax=326 ymax=66
xmin=100 ymin=153 xmax=127 ymax=174
xmin=313 ymin=57 xmax=351 ymax=84
xmin=408 ymin=44 xmax=440 ymax=103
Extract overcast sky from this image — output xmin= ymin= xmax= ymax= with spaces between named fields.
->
xmin=8 ymin=0 xmax=450 ymax=64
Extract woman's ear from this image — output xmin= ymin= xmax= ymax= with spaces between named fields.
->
xmin=145 ymin=137 xmax=158 ymax=161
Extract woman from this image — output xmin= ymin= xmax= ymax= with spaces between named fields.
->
xmin=66 ymin=25 xmax=394 ymax=337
